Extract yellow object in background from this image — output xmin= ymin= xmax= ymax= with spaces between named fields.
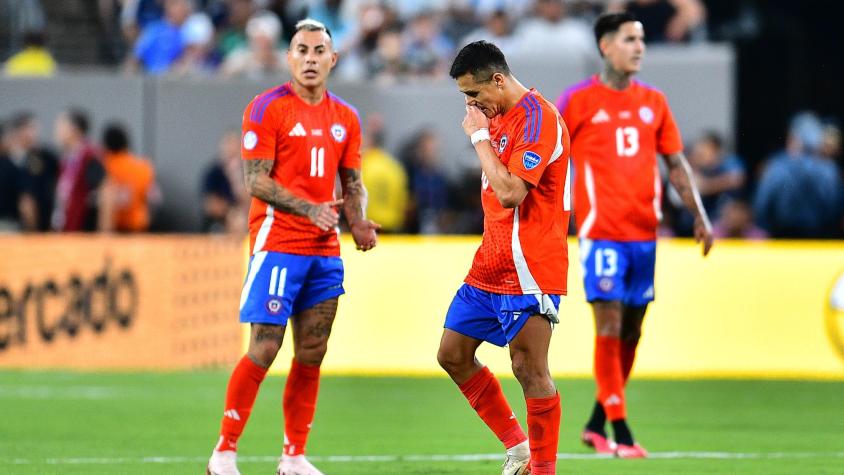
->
xmin=4 ymin=47 xmax=57 ymax=77
xmin=264 ymin=237 xmax=844 ymax=379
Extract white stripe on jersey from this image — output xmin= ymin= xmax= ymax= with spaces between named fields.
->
xmin=253 ymin=205 xmax=274 ymax=253
xmin=652 ymin=163 xmax=663 ymax=222
xmin=511 ymin=206 xmax=541 ymax=294
xmin=578 ymin=162 xmax=597 ymax=238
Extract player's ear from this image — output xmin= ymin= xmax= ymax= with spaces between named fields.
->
xmin=493 ymin=72 xmax=505 ymax=90
xmin=598 ymin=35 xmax=611 ymax=58
xmin=330 ymin=51 xmax=338 ymax=68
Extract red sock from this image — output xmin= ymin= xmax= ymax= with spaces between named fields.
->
xmin=621 ymin=340 xmax=639 ymax=384
xmin=459 ymin=366 xmax=527 ymax=449
xmin=283 ymin=359 xmax=321 ymax=456
xmin=594 ymin=335 xmax=626 ymax=421
xmin=217 ymin=355 xmax=268 ymax=452
xmin=526 ymin=392 xmax=561 ymax=475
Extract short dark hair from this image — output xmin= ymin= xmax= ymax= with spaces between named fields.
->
xmin=10 ymin=111 xmax=35 ymax=131
xmin=22 ymin=30 xmax=46 ymax=47
xmin=102 ymin=122 xmax=130 ymax=152
xmin=293 ymin=18 xmax=332 ymax=39
xmin=65 ymin=107 xmax=90 ymax=136
xmin=593 ymin=12 xmax=638 ymax=53
xmin=449 ymin=40 xmax=511 ymax=82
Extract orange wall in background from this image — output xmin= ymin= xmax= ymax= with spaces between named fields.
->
xmin=0 ymin=235 xmax=244 ymax=370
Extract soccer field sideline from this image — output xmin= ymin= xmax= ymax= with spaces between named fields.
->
xmin=8 ymin=451 xmax=844 ymax=466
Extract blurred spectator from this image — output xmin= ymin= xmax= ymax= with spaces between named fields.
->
xmin=308 ymin=0 xmax=353 ymax=51
xmin=609 ymin=0 xmax=706 ymax=43
xmin=99 ymin=123 xmax=159 ymax=232
xmin=368 ymin=26 xmax=410 ymax=84
xmin=441 ymin=0 xmax=480 ymax=46
xmin=221 ymin=11 xmax=287 ymax=80
xmin=460 ymin=9 xmax=518 ymax=56
xmin=400 ymin=127 xmax=451 ymax=234
xmin=216 ymin=0 xmax=255 ymax=58
xmin=753 ymin=112 xmax=843 ymax=238
xmin=402 ymin=10 xmax=453 ymax=78
xmin=120 ymin=0 xmax=165 ymax=46
xmin=201 ymin=128 xmax=248 ymax=233
xmin=0 ymin=0 xmax=46 ymax=58
xmin=512 ymin=0 xmax=593 ymax=60
xmin=171 ymin=12 xmax=218 ymax=77
xmin=128 ymin=0 xmax=193 ymax=74
xmin=4 ymin=112 xmax=59 ymax=231
xmin=3 ymin=30 xmax=56 ymax=77
xmin=0 ymin=120 xmax=24 ymax=232
xmin=820 ymin=121 xmax=842 ymax=170
xmin=688 ymin=131 xmax=746 ymax=219
xmin=52 ymin=108 xmax=107 ymax=232
xmin=360 ymin=114 xmax=408 ymax=232
xmin=335 ymin=3 xmax=395 ymax=81
xmin=712 ymin=199 xmax=767 ymax=240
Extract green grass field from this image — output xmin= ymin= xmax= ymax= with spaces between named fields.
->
xmin=1 ymin=371 xmax=843 ymax=474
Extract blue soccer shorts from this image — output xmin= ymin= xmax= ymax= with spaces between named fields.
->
xmin=444 ymin=283 xmax=562 ymax=347
xmin=239 ymin=251 xmax=345 ymax=325
xmin=579 ymin=238 xmax=656 ymax=307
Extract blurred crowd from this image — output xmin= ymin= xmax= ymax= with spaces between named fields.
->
xmin=0 ymin=109 xmax=160 ymax=233
xmin=3 ymin=0 xmax=707 ymax=79
xmin=1 ymin=107 xmax=842 ymax=238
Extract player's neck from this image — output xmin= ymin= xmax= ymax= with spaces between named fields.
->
xmin=600 ymin=65 xmax=634 ymax=91
xmin=289 ymin=81 xmax=327 ymax=105
xmin=501 ymin=79 xmax=530 ymax=115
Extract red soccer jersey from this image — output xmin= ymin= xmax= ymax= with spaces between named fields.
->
xmin=556 ymin=75 xmax=683 ymax=241
xmin=241 ymin=83 xmax=361 ymax=256
xmin=465 ymin=90 xmax=572 ymax=295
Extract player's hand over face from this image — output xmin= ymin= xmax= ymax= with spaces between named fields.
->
xmin=462 ymin=105 xmax=490 ymax=136
xmin=308 ymin=199 xmax=344 ymax=231
xmin=694 ymin=214 xmax=714 ymax=256
xmin=350 ymin=219 xmax=381 ymax=252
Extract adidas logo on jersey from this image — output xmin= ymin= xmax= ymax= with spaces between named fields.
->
xmin=288 ymin=122 xmax=307 ymax=136
xmin=591 ymin=109 xmax=610 ymax=123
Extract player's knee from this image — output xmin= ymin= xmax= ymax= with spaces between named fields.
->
xmin=247 ymin=341 xmax=281 ymax=368
xmin=510 ymin=351 xmax=548 ymax=385
xmin=295 ymin=339 xmax=329 ymax=365
xmin=437 ymin=346 xmax=470 ymax=374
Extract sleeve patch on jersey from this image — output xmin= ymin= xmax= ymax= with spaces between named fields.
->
xmin=331 ymin=123 xmax=347 ymax=143
xmin=522 ymin=151 xmax=541 ymax=170
xmin=243 ymin=131 xmax=258 ymax=150
xmin=639 ymin=106 xmax=654 ymax=124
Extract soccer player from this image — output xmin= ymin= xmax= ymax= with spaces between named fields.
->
xmin=555 ymin=12 xmax=714 ymax=458
xmin=438 ymin=41 xmax=571 ymax=475
xmin=207 ymin=19 xmax=380 ymax=475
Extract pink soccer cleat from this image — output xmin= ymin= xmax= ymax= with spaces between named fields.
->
xmin=615 ymin=443 xmax=648 ymax=459
xmin=581 ymin=429 xmax=617 ymax=454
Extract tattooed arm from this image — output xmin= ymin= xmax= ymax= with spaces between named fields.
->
xmin=243 ymin=159 xmax=342 ymax=231
xmin=663 ymin=152 xmax=714 ymax=255
xmin=339 ymin=166 xmax=380 ymax=251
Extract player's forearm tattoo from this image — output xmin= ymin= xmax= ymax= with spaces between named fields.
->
xmin=339 ymin=167 xmax=367 ymax=225
xmin=665 ymin=152 xmax=708 ymax=219
xmin=243 ymin=159 xmax=316 ymax=218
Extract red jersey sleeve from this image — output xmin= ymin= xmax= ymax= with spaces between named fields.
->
xmin=656 ymin=94 xmax=683 ymax=155
xmin=508 ymin=100 xmax=561 ymax=187
xmin=339 ymin=112 xmax=362 ymax=169
xmin=241 ymin=96 xmax=279 ymax=161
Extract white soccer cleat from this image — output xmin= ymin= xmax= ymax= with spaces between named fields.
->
xmin=502 ymin=440 xmax=531 ymax=475
xmin=277 ymin=454 xmax=325 ymax=475
xmin=206 ymin=450 xmax=241 ymax=475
